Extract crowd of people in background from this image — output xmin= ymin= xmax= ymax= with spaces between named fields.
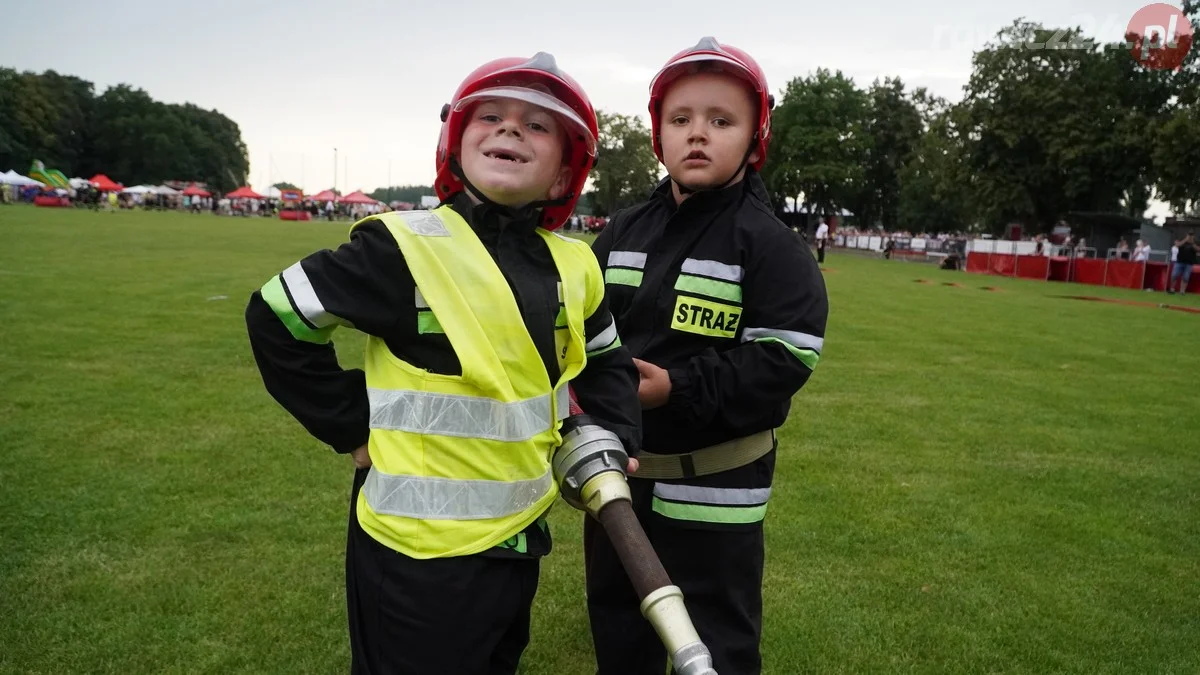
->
xmin=8 ymin=178 xmax=1193 ymax=297
xmin=564 ymin=214 xmax=608 ymax=233
xmin=2 ymin=181 xmax=625 ymax=234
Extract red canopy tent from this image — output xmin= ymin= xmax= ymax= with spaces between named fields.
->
xmin=307 ymin=189 xmax=338 ymax=202
xmin=89 ymin=174 xmax=123 ymax=192
xmin=340 ymin=190 xmax=379 ymax=205
xmin=226 ymin=186 xmax=264 ymax=199
xmin=182 ymin=183 xmax=211 ymax=197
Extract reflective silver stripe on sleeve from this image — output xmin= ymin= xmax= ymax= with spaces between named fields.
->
xmin=363 ymin=466 xmax=553 ymax=520
xmin=608 ymin=251 xmax=647 ymax=269
xmin=681 ymin=258 xmax=744 ymax=283
xmin=740 ymin=327 xmax=823 ymax=352
xmin=414 ymin=287 xmax=429 ymax=309
xmin=368 ymin=389 xmax=555 ymax=441
xmin=281 ymin=262 xmax=338 ymax=328
xmin=585 ymin=316 xmax=618 ymax=352
xmin=652 ymin=483 xmax=772 ymax=505
xmin=403 ymin=210 xmax=450 ymax=236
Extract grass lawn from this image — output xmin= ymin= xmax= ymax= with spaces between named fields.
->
xmin=1 ymin=206 xmax=1197 ymax=674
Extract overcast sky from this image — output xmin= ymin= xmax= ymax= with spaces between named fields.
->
xmin=0 ymin=0 xmax=1179 ymax=209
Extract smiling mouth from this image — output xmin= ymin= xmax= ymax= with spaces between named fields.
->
xmin=484 ymin=150 xmax=528 ymax=164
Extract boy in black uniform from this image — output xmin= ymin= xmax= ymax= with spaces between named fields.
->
xmin=246 ymin=54 xmax=640 ymax=674
xmin=584 ymin=38 xmax=829 ymax=675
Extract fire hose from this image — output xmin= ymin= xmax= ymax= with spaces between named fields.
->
xmin=552 ymin=412 xmax=717 ymax=675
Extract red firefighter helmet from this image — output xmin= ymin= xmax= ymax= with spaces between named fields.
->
xmin=648 ymin=37 xmax=774 ymax=171
xmin=435 ymin=53 xmax=598 ymax=230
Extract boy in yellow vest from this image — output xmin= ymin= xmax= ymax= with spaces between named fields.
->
xmin=246 ymin=53 xmax=641 ymax=675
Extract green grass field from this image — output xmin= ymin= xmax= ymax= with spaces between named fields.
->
xmin=2 ymin=206 xmax=1197 ymax=674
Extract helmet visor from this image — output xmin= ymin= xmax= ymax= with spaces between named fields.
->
xmin=650 ymin=53 xmax=761 ymax=94
xmin=454 ymin=86 xmax=597 ymax=157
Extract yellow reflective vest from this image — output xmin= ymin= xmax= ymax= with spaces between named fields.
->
xmin=355 ymin=205 xmax=603 ymax=559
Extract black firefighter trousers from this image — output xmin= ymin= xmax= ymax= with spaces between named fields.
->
xmin=345 ymin=467 xmax=540 ymax=675
xmin=584 ymin=477 xmax=766 ymax=675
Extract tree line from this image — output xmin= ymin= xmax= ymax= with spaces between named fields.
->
xmin=0 ymin=69 xmax=249 ymax=192
xmin=591 ymin=8 xmax=1199 ymax=234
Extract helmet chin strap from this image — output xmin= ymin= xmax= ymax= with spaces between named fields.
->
xmin=673 ymin=136 xmax=758 ymax=196
xmin=448 ymin=156 xmax=572 ymax=221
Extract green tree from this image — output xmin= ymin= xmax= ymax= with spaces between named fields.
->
xmin=0 ymin=69 xmax=248 ymax=191
xmin=959 ymin=20 xmax=1173 ymax=232
xmin=1147 ymin=0 xmax=1200 ymax=215
xmin=1181 ymin=1 xmax=1200 ymax=107
xmin=897 ymin=103 xmax=975 ymax=233
xmin=587 ymin=110 xmax=661 ymax=216
xmin=272 ymin=182 xmax=300 ymax=191
xmin=851 ymin=77 xmax=923 ymax=229
xmin=760 ymin=69 xmax=868 ymax=225
xmin=1153 ymin=107 xmax=1200 ymax=216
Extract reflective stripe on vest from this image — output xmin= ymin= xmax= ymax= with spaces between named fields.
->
xmin=364 ymin=466 xmax=554 ymax=520
xmin=366 ymin=387 xmax=570 ymax=441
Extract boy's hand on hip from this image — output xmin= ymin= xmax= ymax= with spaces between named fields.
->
xmin=351 ymin=444 xmax=372 ymax=469
xmin=633 ymin=358 xmax=672 ymax=410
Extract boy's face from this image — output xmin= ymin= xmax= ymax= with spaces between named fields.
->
xmin=458 ymin=98 xmax=571 ymax=208
xmin=659 ymin=71 xmax=760 ymax=197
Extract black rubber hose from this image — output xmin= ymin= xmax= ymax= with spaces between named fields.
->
xmin=596 ymin=499 xmax=671 ymax=600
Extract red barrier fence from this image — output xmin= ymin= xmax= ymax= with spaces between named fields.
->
xmin=967 ymin=251 xmax=1200 ymax=295
xmin=1015 ymin=255 xmax=1049 ymax=281
xmin=1103 ymin=260 xmax=1145 ymax=290
xmin=966 ymin=252 xmax=990 ymax=273
xmin=988 ymin=253 xmax=1017 ymax=276
xmin=1048 ymin=257 xmax=1071 ymax=281
xmin=1071 ymin=259 xmax=1106 ymax=286
xmin=1145 ymin=262 xmax=1169 ymax=292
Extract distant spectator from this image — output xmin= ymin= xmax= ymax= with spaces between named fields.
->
xmin=1116 ymin=238 xmax=1130 ymax=260
xmin=815 ymin=218 xmax=829 ymax=263
xmin=1168 ymin=232 xmax=1196 ymax=295
xmin=1132 ymin=239 xmax=1150 ymax=262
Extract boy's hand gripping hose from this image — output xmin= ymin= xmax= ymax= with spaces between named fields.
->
xmin=552 ymin=413 xmax=718 ymax=675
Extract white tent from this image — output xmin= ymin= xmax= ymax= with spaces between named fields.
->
xmin=1 ymin=170 xmax=43 ymax=187
xmin=782 ymin=197 xmax=854 ymax=216
xmin=155 ymin=185 xmax=180 ymax=196
xmin=122 ymin=185 xmax=157 ymax=195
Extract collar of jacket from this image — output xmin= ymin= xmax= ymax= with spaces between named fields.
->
xmin=652 ymin=166 xmax=773 ymax=213
xmin=447 ymin=191 xmax=542 ymax=239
